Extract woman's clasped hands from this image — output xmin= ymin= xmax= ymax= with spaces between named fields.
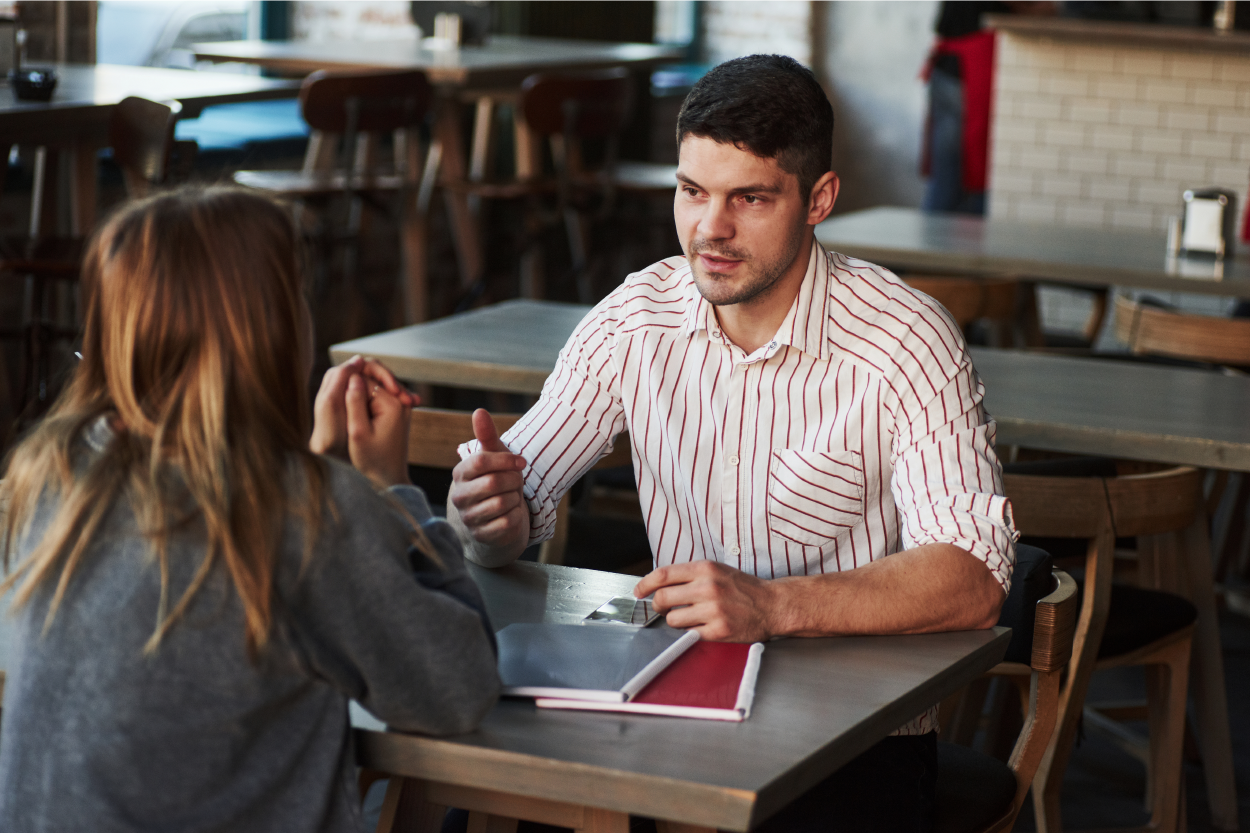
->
xmin=310 ymin=355 xmax=418 ymax=488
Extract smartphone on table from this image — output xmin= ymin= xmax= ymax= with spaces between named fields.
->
xmin=581 ymin=595 xmax=661 ymax=627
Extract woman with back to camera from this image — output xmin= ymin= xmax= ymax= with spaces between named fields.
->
xmin=0 ymin=186 xmax=500 ymax=832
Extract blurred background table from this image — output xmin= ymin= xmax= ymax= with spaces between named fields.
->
xmin=193 ymin=35 xmax=680 ymax=86
xmin=0 ymin=63 xmax=298 ymax=234
xmin=195 ymin=36 xmax=682 ymax=296
xmin=815 ymin=206 xmax=1250 ymax=299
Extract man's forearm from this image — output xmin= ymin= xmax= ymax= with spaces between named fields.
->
xmin=446 ymin=502 xmax=530 ymax=568
xmin=768 ymin=544 xmax=1006 ymax=637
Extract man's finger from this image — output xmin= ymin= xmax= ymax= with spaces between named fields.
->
xmin=455 ymin=451 xmax=527 ymax=482
xmin=472 ymin=408 xmax=509 ymax=453
xmin=633 ymin=563 xmax=698 ymax=598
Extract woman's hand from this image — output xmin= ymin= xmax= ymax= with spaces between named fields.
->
xmin=311 ymin=356 xmax=417 ymax=461
xmin=344 ymin=373 xmax=413 ymax=488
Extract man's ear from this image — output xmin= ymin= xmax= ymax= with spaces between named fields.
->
xmin=806 ymin=172 xmax=839 ymax=225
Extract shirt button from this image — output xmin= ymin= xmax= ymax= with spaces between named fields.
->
xmin=728 ymin=455 xmax=739 ymax=466
xmin=729 ymin=545 xmax=741 ymax=556
xmin=769 ymin=341 xmax=777 ymax=349
xmin=712 ymin=330 xmax=721 ymax=339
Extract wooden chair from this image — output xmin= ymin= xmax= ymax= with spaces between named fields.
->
xmin=407 ymin=407 xmax=633 ymax=565
xmin=443 ymin=69 xmax=635 ymax=303
xmin=233 ymin=69 xmax=435 ymax=324
xmin=0 ymin=96 xmax=180 ymax=416
xmin=901 ymin=274 xmax=1041 ymax=348
xmin=1113 ymin=293 xmax=1250 ymax=367
xmin=1001 ymin=465 xmax=1202 ymax=833
xmin=936 ymin=554 xmax=1079 ymax=833
xmin=1110 ymin=292 xmax=1250 ymax=632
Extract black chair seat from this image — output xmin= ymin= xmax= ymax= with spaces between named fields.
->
xmin=934 ymin=741 xmax=1017 ymax=833
xmin=1097 ymin=583 xmax=1196 ymax=658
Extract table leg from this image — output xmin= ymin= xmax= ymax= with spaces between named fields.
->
xmin=579 ymin=808 xmax=630 ymax=833
xmin=433 ymin=97 xmax=484 ymax=292
xmin=1182 ymin=518 xmax=1240 ymax=831
xmin=69 ymin=141 xmax=97 ymax=236
xmin=377 ymin=777 xmax=447 ymax=833
xmin=513 ymin=101 xmax=545 ymax=298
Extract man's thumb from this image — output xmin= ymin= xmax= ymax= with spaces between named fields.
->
xmin=472 ymin=408 xmax=508 ymax=452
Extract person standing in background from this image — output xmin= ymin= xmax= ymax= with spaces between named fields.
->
xmin=922 ymin=2 xmax=1056 ymax=214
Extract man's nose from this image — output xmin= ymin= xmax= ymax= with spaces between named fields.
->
xmin=697 ymin=199 xmax=733 ymax=240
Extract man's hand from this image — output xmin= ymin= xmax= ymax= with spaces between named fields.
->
xmin=633 ymin=561 xmax=781 ymax=642
xmin=449 ymin=409 xmax=529 ymax=552
xmin=311 ymin=356 xmax=417 ymax=461
xmin=344 ymin=373 xmax=412 ymax=487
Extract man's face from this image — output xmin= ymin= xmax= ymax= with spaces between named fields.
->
xmin=674 ymin=136 xmax=810 ymax=307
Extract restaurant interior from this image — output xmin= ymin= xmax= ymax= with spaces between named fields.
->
xmin=0 ymin=1 xmax=1248 ymax=832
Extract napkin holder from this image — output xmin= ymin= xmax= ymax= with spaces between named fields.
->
xmin=1181 ymin=188 xmax=1237 ymax=258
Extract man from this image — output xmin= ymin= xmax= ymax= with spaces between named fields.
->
xmin=450 ymin=54 xmax=1016 ymax=831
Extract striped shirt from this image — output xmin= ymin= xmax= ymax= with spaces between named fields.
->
xmin=466 ymin=242 xmax=1017 ymax=734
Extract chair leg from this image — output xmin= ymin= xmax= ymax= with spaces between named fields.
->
xmin=376 ymin=778 xmax=447 ymax=833
xmin=1145 ymin=637 xmax=1192 ymax=833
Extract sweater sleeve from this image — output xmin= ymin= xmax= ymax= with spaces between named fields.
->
xmin=282 ymin=467 xmax=501 ymax=736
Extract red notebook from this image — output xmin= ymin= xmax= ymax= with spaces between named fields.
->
xmin=536 ymin=641 xmax=764 ymax=721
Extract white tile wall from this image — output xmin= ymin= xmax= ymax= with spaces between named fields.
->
xmin=703 ymin=1 xmax=812 ymax=67
xmin=990 ymin=32 xmax=1250 ymax=234
xmin=292 ymin=2 xmax=416 ymax=42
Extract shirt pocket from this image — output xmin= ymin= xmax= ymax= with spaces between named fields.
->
xmin=766 ymin=449 xmax=865 ymax=546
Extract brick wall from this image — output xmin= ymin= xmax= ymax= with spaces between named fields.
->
xmin=703 ymin=1 xmax=812 ymax=67
xmin=989 ymin=31 xmax=1250 ymax=234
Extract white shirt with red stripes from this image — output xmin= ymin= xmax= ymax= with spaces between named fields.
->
xmin=463 ymin=242 xmax=1017 ymax=734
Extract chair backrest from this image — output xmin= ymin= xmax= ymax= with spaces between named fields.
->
xmin=408 ymin=407 xmax=633 ymax=471
xmin=300 ymin=69 xmax=433 ymax=135
xmin=903 ymin=275 xmax=1020 ymax=330
xmin=1001 ymin=568 xmax=1079 ymax=822
xmin=519 ymin=68 xmax=633 ymax=140
xmin=108 ymin=96 xmax=180 ymax=197
xmin=1113 ymin=293 xmax=1250 ymax=366
xmin=408 ymin=408 xmax=522 ymax=469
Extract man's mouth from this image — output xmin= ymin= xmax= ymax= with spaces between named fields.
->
xmin=695 ymin=252 xmax=744 ymax=272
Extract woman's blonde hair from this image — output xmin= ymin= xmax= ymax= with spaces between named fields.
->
xmin=1 ymin=186 xmax=329 ymax=657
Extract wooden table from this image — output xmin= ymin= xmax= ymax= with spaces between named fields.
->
xmin=356 ymin=561 xmax=1011 ymax=832
xmin=0 ymin=63 xmax=299 ymax=235
xmin=195 ymin=36 xmax=681 ymax=298
xmin=332 ymin=298 xmax=1244 ymax=830
xmin=815 ymin=206 xmax=1250 ymax=299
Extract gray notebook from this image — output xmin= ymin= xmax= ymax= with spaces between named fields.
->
xmin=497 ymin=623 xmax=699 ymax=703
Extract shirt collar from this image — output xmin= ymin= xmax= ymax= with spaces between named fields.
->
xmin=681 ymin=240 xmax=830 ymax=361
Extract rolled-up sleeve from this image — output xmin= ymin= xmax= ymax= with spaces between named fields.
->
xmin=459 ymin=298 xmax=627 ymax=545
xmin=890 ymin=359 xmax=1018 ymax=593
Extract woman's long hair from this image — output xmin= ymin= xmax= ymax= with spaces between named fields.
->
xmin=0 ymin=186 xmax=329 ymax=657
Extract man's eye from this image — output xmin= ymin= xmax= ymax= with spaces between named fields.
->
xmin=743 ymin=195 xmax=759 ymax=204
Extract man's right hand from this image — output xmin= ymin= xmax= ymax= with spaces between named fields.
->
xmin=449 ymin=409 xmax=529 ymax=560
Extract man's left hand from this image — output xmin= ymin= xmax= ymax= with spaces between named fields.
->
xmin=633 ymin=561 xmax=781 ymax=642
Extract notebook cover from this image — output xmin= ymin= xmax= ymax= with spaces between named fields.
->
xmin=498 ymin=623 xmax=697 ymax=702
xmin=536 ymin=641 xmax=765 ymax=720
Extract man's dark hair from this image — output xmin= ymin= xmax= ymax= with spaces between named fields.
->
xmin=677 ymin=54 xmax=834 ymax=202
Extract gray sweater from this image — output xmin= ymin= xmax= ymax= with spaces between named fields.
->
xmin=0 ymin=421 xmax=501 ymax=832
